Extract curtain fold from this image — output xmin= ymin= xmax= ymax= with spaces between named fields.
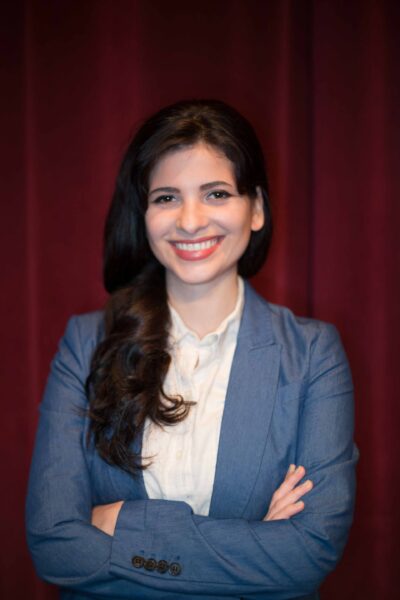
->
xmin=1 ymin=1 xmax=399 ymax=598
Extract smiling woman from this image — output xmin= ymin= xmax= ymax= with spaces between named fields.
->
xmin=145 ymin=143 xmax=264 ymax=321
xmin=26 ymin=100 xmax=357 ymax=600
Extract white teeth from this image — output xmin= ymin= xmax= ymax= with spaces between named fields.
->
xmin=174 ymin=238 xmax=219 ymax=251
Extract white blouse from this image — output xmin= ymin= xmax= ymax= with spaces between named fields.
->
xmin=142 ymin=278 xmax=244 ymax=516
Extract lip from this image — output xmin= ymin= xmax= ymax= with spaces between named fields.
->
xmin=169 ymin=236 xmax=223 ymax=261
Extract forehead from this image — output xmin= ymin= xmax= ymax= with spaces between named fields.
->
xmin=149 ymin=143 xmax=235 ymax=187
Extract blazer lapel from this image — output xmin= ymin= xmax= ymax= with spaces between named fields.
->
xmin=209 ymin=284 xmax=281 ymax=518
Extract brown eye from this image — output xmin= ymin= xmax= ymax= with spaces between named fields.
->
xmin=207 ymin=190 xmax=232 ymax=201
xmin=152 ymin=195 xmax=176 ymax=204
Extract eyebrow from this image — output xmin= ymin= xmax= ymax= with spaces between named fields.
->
xmin=148 ymin=180 xmax=234 ymax=195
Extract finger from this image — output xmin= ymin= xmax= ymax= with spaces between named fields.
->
xmin=285 ymin=464 xmax=296 ymax=478
xmin=278 ymin=478 xmax=313 ymax=507
xmin=271 ymin=479 xmax=313 ymax=514
xmin=266 ymin=500 xmax=305 ymax=521
xmin=273 ymin=466 xmax=306 ymax=501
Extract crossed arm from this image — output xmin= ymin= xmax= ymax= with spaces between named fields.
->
xmin=92 ymin=465 xmax=314 ymax=535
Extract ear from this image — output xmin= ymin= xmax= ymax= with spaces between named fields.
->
xmin=251 ymin=187 xmax=265 ymax=231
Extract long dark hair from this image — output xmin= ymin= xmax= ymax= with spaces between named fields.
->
xmin=87 ymin=99 xmax=273 ymax=475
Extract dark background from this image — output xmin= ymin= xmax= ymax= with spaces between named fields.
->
xmin=1 ymin=1 xmax=399 ymax=598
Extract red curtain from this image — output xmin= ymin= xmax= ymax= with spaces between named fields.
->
xmin=1 ymin=1 xmax=399 ymax=598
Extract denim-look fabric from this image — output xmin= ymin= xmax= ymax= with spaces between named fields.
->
xmin=26 ymin=283 xmax=357 ymax=599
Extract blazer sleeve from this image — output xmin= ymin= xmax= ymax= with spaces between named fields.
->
xmin=26 ymin=315 xmax=357 ymax=599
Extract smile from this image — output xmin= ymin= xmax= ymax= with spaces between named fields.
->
xmin=174 ymin=238 xmax=219 ymax=251
xmin=169 ymin=236 xmax=223 ymax=261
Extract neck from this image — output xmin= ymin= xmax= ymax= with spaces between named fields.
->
xmin=167 ymin=272 xmax=240 ymax=338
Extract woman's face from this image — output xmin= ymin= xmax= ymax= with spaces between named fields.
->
xmin=145 ymin=143 xmax=264 ymax=295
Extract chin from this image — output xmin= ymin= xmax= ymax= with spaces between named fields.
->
xmin=167 ymin=264 xmax=238 ymax=290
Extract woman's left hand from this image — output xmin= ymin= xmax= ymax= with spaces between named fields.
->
xmin=263 ymin=464 xmax=313 ymax=521
xmin=91 ymin=501 xmax=124 ymax=536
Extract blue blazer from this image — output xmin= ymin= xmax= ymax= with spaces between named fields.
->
xmin=26 ymin=283 xmax=357 ymax=600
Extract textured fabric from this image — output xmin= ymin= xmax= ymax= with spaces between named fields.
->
xmin=142 ymin=278 xmax=244 ymax=516
xmin=26 ymin=283 xmax=357 ymax=599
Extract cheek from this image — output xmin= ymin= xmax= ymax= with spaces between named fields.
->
xmin=226 ymin=208 xmax=254 ymax=236
xmin=144 ymin=213 xmax=163 ymax=244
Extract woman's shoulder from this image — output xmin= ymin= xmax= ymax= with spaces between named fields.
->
xmin=58 ymin=310 xmax=105 ymax=365
xmin=245 ymin=288 xmax=351 ymax=389
xmin=245 ymin=284 xmax=342 ymax=352
xmin=268 ymin=301 xmax=337 ymax=338
xmin=67 ymin=309 xmax=105 ymax=338
xmin=40 ymin=311 xmax=106 ymax=413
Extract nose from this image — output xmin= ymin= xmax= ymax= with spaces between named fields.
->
xmin=176 ymin=199 xmax=209 ymax=235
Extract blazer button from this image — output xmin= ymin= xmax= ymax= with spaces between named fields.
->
xmin=131 ymin=555 xmax=144 ymax=569
xmin=144 ymin=558 xmax=157 ymax=571
xmin=157 ymin=560 xmax=169 ymax=574
xmin=169 ymin=562 xmax=182 ymax=576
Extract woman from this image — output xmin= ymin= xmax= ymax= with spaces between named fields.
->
xmin=26 ymin=100 xmax=357 ymax=600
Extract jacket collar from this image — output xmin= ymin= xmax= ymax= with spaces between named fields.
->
xmin=237 ymin=281 xmax=276 ymax=346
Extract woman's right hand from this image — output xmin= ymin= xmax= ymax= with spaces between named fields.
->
xmin=263 ymin=464 xmax=313 ymax=521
